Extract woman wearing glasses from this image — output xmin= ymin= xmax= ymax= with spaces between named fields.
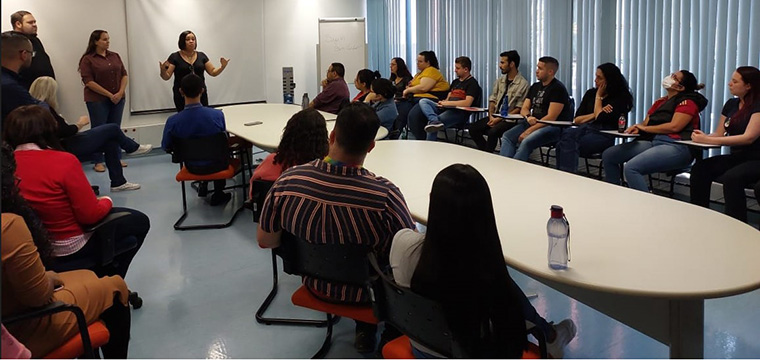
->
xmin=159 ymin=30 xmax=229 ymax=112
xmin=602 ymin=70 xmax=708 ymax=192
xmin=689 ymin=66 xmax=760 ymax=223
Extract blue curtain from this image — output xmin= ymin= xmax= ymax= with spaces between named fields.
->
xmin=367 ymin=0 xmax=760 ymax=147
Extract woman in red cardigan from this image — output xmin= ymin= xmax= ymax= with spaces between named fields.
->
xmin=3 ymin=105 xmax=150 ymax=294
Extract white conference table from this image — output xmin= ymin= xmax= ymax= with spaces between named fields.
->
xmin=363 ymin=140 xmax=760 ymax=359
xmin=219 ymin=103 xmax=388 ymax=152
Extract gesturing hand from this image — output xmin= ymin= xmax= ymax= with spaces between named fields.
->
xmin=220 ymin=57 xmax=230 ymax=68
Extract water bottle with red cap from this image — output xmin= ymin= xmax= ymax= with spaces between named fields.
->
xmin=547 ymin=205 xmax=570 ymax=269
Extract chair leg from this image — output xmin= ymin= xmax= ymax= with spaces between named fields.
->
xmin=312 ymin=313 xmax=334 ymax=359
xmin=173 ymin=181 xmax=190 ymax=229
xmin=256 ymin=251 xmax=329 ymax=327
xmin=174 ymin=179 xmax=246 ymax=231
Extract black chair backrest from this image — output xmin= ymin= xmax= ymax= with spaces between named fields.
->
xmin=251 ymin=180 xmax=274 ymax=223
xmin=278 ymin=231 xmax=371 ymax=286
xmin=171 ymin=132 xmax=230 ymax=165
xmin=368 ymin=254 xmax=462 ymax=358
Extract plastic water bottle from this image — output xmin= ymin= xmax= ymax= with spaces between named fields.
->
xmin=547 ymin=205 xmax=570 ymax=270
xmin=301 ymin=93 xmax=310 ymax=110
xmin=618 ymin=114 xmax=627 ymax=133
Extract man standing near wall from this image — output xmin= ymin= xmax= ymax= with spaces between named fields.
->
xmin=11 ymin=11 xmax=55 ymax=89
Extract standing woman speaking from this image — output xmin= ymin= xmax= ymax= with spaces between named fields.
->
xmin=78 ymin=30 xmax=129 ymax=172
xmin=159 ymin=30 xmax=229 ymax=112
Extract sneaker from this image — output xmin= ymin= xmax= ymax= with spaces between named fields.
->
xmin=93 ymin=163 xmax=106 ymax=172
xmin=111 ymin=182 xmax=141 ymax=192
xmin=547 ymin=319 xmax=577 ymax=359
xmin=424 ymin=121 xmax=445 ymax=133
xmin=127 ymin=144 xmax=153 ymax=156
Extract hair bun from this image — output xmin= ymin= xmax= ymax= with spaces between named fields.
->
xmin=696 ymin=83 xmax=706 ymax=90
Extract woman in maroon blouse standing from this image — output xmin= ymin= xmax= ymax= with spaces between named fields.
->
xmin=78 ymin=30 xmax=130 ymax=174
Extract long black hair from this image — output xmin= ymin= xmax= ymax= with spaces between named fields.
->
xmin=273 ymin=108 xmax=329 ymax=170
xmin=419 ymin=51 xmax=440 ymax=69
xmin=390 ymin=57 xmax=412 ymax=81
xmin=356 ymin=69 xmax=381 ymax=90
xmin=410 ymin=164 xmax=527 ymax=358
xmin=597 ymin=62 xmax=634 ymax=112
xmin=1 ymin=143 xmax=53 ymax=264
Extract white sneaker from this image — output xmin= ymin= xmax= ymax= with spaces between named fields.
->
xmin=424 ymin=121 xmax=445 ymax=133
xmin=127 ymin=144 xmax=153 ymax=156
xmin=546 ymin=319 xmax=576 ymax=359
xmin=111 ymin=182 xmax=141 ymax=192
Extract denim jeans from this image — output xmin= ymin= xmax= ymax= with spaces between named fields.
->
xmin=499 ymin=120 xmax=562 ymax=161
xmin=412 ymin=99 xmax=471 ymax=141
xmin=64 ymin=123 xmax=139 ymax=187
xmin=555 ymin=124 xmax=615 ymax=173
xmin=602 ymin=135 xmax=693 ymax=192
xmin=86 ymin=98 xmax=126 ymax=163
xmin=468 ymin=116 xmax=517 ymax=153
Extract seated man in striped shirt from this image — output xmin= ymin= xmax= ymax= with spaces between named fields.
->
xmin=257 ymin=102 xmax=415 ymax=353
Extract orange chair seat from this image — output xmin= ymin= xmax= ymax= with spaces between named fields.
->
xmin=175 ymin=158 xmax=241 ymax=182
xmin=44 ymin=320 xmax=110 ymax=359
xmin=291 ymin=285 xmax=378 ymax=324
xmin=381 ymin=335 xmax=542 ymax=359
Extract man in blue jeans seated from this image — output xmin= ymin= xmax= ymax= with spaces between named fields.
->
xmin=162 ymin=73 xmax=230 ymax=206
xmin=409 ymin=56 xmax=481 ymax=141
xmin=499 ymin=56 xmax=573 ymax=161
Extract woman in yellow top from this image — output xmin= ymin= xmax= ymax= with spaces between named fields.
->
xmin=389 ymin=51 xmax=449 ymax=139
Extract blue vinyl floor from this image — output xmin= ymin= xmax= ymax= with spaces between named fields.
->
xmin=83 ymin=152 xmax=760 ymax=359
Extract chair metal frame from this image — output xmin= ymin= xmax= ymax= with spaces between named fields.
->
xmin=368 ymin=253 xmax=548 ymax=359
xmin=279 ymin=232 xmax=374 ymax=358
xmin=171 ymin=133 xmax=248 ymax=231
xmin=3 ymin=301 xmax=99 ymax=359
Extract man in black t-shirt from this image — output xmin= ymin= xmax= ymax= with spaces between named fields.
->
xmin=10 ymin=11 xmax=55 ymax=89
xmin=499 ymin=56 xmax=572 ymax=161
xmin=409 ymin=56 xmax=481 ymax=140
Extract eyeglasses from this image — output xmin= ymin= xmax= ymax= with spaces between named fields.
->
xmin=20 ymin=49 xmax=35 ymax=57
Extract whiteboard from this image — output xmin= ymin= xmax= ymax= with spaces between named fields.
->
xmin=318 ymin=18 xmax=367 ymax=88
xmin=125 ymin=0 xmax=266 ymax=113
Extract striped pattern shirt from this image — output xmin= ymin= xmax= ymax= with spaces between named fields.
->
xmin=260 ymin=159 xmax=415 ymax=303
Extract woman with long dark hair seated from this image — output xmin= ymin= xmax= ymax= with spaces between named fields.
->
xmin=3 ymin=105 xmax=150 ymax=291
xmin=389 ymin=164 xmax=576 ymax=358
xmin=1 ymin=144 xmax=131 ymax=358
xmin=602 ymin=70 xmax=708 ymax=192
xmin=556 ymin=63 xmax=634 ymax=173
xmin=689 ymin=66 xmax=760 ymax=223
xmin=248 ymin=108 xmax=329 ymax=195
